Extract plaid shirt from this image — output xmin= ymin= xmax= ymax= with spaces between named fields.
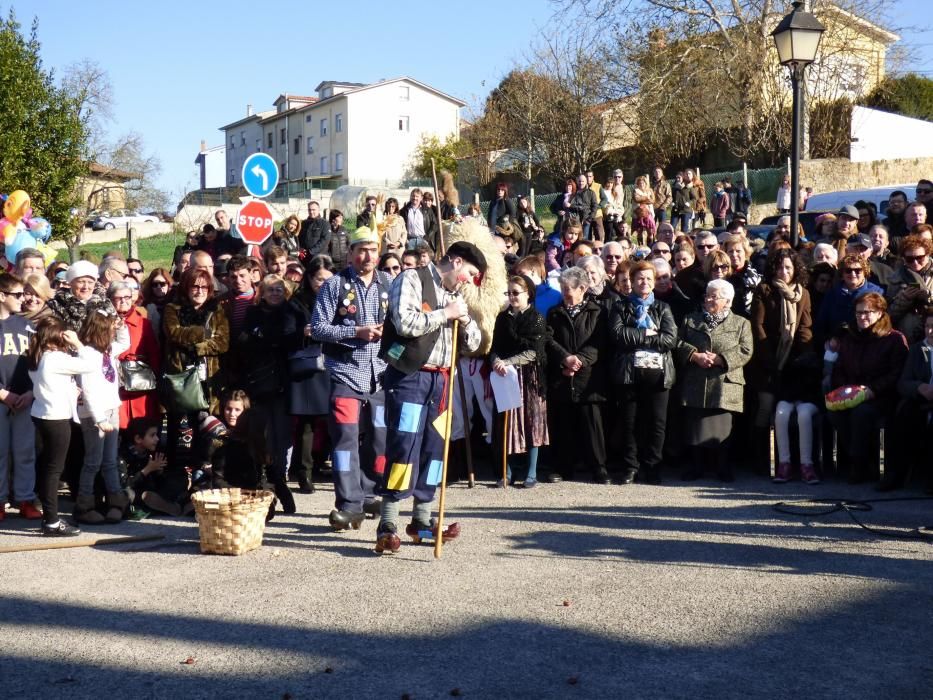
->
xmin=388 ymin=264 xmax=481 ymax=368
xmin=311 ymin=267 xmax=389 ymax=394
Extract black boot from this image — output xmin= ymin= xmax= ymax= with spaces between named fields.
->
xmin=273 ymin=479 xmax=296 ymax=514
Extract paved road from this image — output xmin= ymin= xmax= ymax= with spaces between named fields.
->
xmin=1 ymin=475 xmax=931 ymax=699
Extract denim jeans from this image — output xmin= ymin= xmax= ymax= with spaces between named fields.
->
xmin=79 ymin=406 xmax=122 ymax=496
xmin=674 ymin=213 xmax=693 ymax=233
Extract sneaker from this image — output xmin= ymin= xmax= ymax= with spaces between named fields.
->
xmin=772 ymin=462 xmax=792 ymax=483
xmin=375 ymin=523 xmax=401 ymax=555
xmin=17 ymin=501 xmax=43 ymax=520
xmin=405 ymin=519 xmax=461 ymax=544
xmin=42 ymin=520 xmax=81 ymax=537
xmin=523 ymin=478 xmax=538 ymax=489
xmin=800 ymin=464 xmax=820 ymax=485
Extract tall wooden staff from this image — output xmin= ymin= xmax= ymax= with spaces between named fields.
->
xmin=431 ymin=157 xmax=445 ymax=258
xmin=458 ymin=370 xmax=476 ymax=488
xmin=434 ymin=319 xmax=459 ymax=559
xmin=501 ymin=411 xmax=510 ymax=488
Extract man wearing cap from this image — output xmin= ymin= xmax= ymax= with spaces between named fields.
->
xmin=915 ymin=180 xmax=933 ymax=223
xmin=311 ymin=226 xmax=392 ymax=531
xmin=374 ymin=241 xmax=483 ymax=554
xmin=832 ymin=205 xmax=859 ymax=243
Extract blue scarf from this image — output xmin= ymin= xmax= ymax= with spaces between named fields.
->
xmin=629 ymin=293 xmax=655 ymax=329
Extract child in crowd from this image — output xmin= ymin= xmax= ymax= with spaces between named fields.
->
xmin=28 ymin=317 xmax=95 ymax=536
xmin=74 ymin=307 xmax=131 ymax=524
xmin=120 ymin=417 xmax=188 ymax=516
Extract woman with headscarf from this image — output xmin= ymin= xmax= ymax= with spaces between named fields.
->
xmin=490 ymin=274 xmax=549 ymax=488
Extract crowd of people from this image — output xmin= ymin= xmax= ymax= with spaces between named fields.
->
xmin=1 ymin=172 xmax=931 ymax=552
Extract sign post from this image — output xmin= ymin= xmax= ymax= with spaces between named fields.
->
xmin=241 ymin=153 xmax=279 ymax=199
xmin=239 ymin=153 xmax=280 ymax=253
xmin=236 ymin=200 xmax=274 ymax=246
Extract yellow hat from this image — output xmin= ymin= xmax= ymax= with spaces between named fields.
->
xmin=349 ymin=226 xmax=379 ymax=247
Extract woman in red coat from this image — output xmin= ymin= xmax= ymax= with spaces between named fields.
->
xmin=108 ymin=282 xmax=162 ymax=429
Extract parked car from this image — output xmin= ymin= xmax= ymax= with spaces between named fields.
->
xmin=802 ymin=185 xmax=914 ymax=218
xmin=759 ymin=212 xmax=823 ymax=241
xmin=90 ymin=210 xmax=159 ymax=230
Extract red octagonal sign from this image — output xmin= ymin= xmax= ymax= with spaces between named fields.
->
xmin=236 ymin=200 xmax=274 ymax=245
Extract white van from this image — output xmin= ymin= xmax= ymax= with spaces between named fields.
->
xmin=803 ymin=184 xmax=915 ymax=217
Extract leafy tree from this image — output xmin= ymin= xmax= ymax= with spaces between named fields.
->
xmin=0 ymin=10 xmax=86 ymax=243
xmin=865 ymin=73 xmax=933 ymax=123
xmin=409 ymin=134 xmax=461 ymax=180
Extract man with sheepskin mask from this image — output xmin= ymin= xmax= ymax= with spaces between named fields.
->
xmin=375 ymin=241 xmax=485 ymax=554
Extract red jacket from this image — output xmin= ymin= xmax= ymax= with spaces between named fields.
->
xmin=118 ymin=305 xmax=162 ymax=429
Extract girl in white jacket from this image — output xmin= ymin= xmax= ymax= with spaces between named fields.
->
xmin=74 ymin=307 xmax=131 ymax=524
xmin=28 ymin=317 xmax=96 ymax=537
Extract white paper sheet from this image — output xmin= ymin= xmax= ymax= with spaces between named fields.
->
xmin=489 ymin=365 xmax=523 ymax=412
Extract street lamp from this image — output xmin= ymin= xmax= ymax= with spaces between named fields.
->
xmin=771 ymin=0 xmax=825 ymax=247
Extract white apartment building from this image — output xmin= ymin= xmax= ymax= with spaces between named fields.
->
xmin=194 ymin=140 xmax=227 ymax=189
xmin=220 ymin=77 xmax=464 ymax=190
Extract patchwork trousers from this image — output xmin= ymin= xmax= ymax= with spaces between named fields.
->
xmin=380 ymin=366 xmax=449 ymax=504
xmin=327 ymin=381 xmax=386 ymax=513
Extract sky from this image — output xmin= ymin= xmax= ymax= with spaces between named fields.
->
xmin=20 ymin=0 xmax=933 ymax=209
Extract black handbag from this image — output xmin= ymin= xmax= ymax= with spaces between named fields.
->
xmin=119 ymin=356 xmax=157 ymax=392
xmin=288 ymin=342 xmax=325 ymax=380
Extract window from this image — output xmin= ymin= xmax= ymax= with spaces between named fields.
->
xmin=240 ymin=131 xmax=246 ymax=146
xmin=320 ymin=118 xmax=328 ymax=137
xmin=255 ymin=139 xmax=261 ymax=151
xmin=229 ymin=136 xmax=235 ymax=149
xmin=320 ymin=156 xmax=329 ymax=175
xmin=294 ymin=136 xmax=301 ymax=155
xmin=399 ymin=85 xmax=410 ymax=101
xmin=305 ymin=114 xmax=312 ymax=123
xmin=335 ymin=153 xmax=344 ymax=172
xmin=228 ymin=168 xmax=234 ymax=184
xmin=335 ymin=113 xmax=343 ymax=133
xmin=398 ymin=115 xmax=409 ymax=132
xmin=267 ymin=132 xmax=273 ymax=148
xmin=280 ymin=163 xmax=286 ymax=179
xmin=280 ymin=128 xmax=286 ymax=145
xmin=306 ymin=137 xmax=314 ymax=154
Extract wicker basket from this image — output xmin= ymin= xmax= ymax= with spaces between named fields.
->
xmin=191 ymin=488 xmax=275 ymax=555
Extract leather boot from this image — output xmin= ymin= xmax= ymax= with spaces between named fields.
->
xmin=105 ymin=491 xmax=129 ymax=523
xmin=273 ymin=479 xmax=296 ymax=514
xmin=74 ymin=494 xmax=105 ymax=524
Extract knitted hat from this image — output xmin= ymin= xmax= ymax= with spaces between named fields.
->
xmin=349 ymin=226 xmax=379 ymax=247
xmin=66 ymin=260 xmax=99 ymax=284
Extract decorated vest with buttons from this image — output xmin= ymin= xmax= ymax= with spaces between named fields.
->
xmin=323 ymin=268 xmax=391 ymax=362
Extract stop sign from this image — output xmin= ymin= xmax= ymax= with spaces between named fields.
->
xmin=236 ymin=200 xmax=274 ymax=245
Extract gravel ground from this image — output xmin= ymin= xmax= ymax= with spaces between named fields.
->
xmin=1 ymin=474 xmax=932 ymax=699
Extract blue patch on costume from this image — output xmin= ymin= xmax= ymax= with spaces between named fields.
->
xmin=398 ymin=402 xmax=423 ymax=433
xmin=333 ymin=450 xmax=352 ymax=472
xmin=373 ymin=404 xmax=386 ymax=429
xmin=426 ymin=459 xmax=444 ymax=486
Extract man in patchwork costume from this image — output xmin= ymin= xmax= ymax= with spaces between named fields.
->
xmin=375 ymin=241 xmax=485 ymax=554
xmin=311 ymin=226 xmax=392 ymax=531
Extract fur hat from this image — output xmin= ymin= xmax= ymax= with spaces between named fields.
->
xmin=66 ymin=260 xmax=98 ymax=284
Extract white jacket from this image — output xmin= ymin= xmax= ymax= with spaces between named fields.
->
xmin=29 ymin=350 xmax=96 ymax=421
xmin=77 ymin=325 xmax=130 ymax=424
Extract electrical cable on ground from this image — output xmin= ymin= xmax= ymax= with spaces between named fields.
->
xmin=773 ymin=496 xmax=933 ymax=541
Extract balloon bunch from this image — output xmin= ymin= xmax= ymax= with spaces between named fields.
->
xmin=0 ymin=190 xmax=56 ymax=265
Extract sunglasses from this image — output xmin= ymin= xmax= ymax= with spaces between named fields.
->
xmin=191 ymin=284 xmax=210 ymax=291
xmin=916 ymin=188 xmax=932 ymax=195
xmin=697 ymin=244 xmax=716 ymax=250
xmin=713 ymin=264 xmax=730 ymax=271
xmin=654 ymin=248 xmax=671 ymax=254
xmin=4 ymin=291 xmax=24 ymax=299
xmin=128 ymin=267 xmax=143 ymax=275
xmin=843 ymin=268 xmax=863 ymax=275
xmin=152 ymin=280 xmax=169 ymax=287
xmin=904 ymin=254 xmax=927 ymax=263
xmin=506 ymin=290 xmax=526 ymax=296
xmin=604 ymin=255 xmax=623 ymax=260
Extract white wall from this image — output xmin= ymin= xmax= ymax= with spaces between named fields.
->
xmin=202 ymin=146 xmax=226 ymax=189
xmin=850 ymin=105 xmax=933 ymax=162
xmin=346 ymin=81 xmax=460 ymax=185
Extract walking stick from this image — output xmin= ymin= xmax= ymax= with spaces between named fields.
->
xmin=0 ymin=534 xmax=164 ymax=555
xmin=434 ymin=320 xmax=459 ymax=560
xmin=456 ymin=367 xmax=476 ymax=488
xmin=502 ymin=411 xmax=510 ymax=488
xmin=431 ymin=157 xmax=445 ymax=259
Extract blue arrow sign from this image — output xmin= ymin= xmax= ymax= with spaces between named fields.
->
xmin=242 ymin=153 xmax=279 ymax=198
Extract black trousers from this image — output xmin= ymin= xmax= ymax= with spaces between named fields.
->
xmin=886 ymin=397 xmax=933 ymax=483
xmin=828 ymin=401 xmax=883 ymax=477
xmin=33 ymin=418 xmax=73 ymax=525
xmin=618 ymin=381 xmax=669 ymax=473
xmin=549 ymin=401 xmax=606 ymax=477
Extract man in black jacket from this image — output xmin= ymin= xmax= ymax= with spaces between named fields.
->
xmin=299 ymin=201 xmax=330 ymax=260
xmin=399 ymin=189 xmax=439 ymax=253
xmin=569 ymin=174 xmax=598 ymax=240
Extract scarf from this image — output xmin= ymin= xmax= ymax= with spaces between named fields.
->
xmin=628 ymin=293 xmax=656 ymax=329
xmin=772 ymin=280 xmax=803 ymax=371
xmin=565 ymin=300 xmax=586 ymax=318
xmin=702 ymin=308 xmax=730 ymax=330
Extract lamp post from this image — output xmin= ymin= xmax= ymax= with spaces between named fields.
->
xmin=771 ymin=1 xmax=825 ymax=248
